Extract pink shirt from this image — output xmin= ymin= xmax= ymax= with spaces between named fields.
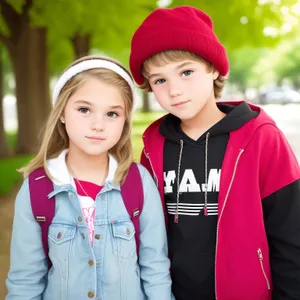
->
xmin=75 ymin=180 xmax=103 ymax=245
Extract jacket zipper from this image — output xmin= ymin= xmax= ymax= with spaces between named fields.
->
xmin=257 ymin=248 xmax=271 ymax=290
xmin=143 ymin=148 xmax=158 ymax=187
xmin=215 ymin=149 xmax=244 ymax=300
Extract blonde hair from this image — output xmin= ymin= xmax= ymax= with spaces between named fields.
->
xmin=141 ymin=50 xmax=227 ymax=99
xmin=21 ymin=55 xmax=134 ymax=185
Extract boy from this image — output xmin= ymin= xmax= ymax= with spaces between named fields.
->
xmin=129 ymin=5 xmax=300 ymax=300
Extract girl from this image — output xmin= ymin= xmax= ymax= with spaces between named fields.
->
xmin=6 ymin=56 xmax=173 ymax=300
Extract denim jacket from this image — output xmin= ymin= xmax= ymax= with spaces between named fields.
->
xmin=6 ymin=150 xmax=173 ymax=300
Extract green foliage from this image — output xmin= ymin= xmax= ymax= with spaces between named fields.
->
xmin=228 ymin=47 xmax=267 ymax=90
xmin=45 ymin=0 xmax=159 ymax=74
xmin=5 ymin=0 xmax=24 ymax=13
xmin=169 ymin=0 xmax=298 ymax=50
xmin=274 ymin=39 xmax=300 ymax=86
xmin=250 ymin=33 xmax=300 ymax=87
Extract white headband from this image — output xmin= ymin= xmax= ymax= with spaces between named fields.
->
xmin=52 ymin=59 xmax=138 ymax=111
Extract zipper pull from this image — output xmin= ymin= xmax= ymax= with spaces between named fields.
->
xmin=174 ymin=209 xmax=179 ymax=223
xmin=257 ymin=248 xmax=263 ymax=260
xmin=204 ymin=207 xmax=208 ymax=216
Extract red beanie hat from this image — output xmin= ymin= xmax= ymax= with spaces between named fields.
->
xmin=129 ymin=6 xmax=229 ymax=85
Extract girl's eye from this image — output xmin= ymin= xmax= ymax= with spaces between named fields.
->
xmin=78 ymin=107 xmax=90 ymax=114
xmin=107 ymin=111 xmax=118 ymax=118
xmin=181 ymin=70 xmax=193 ymax=77
xmin=154 ymin=78 xmax=166 ymax=85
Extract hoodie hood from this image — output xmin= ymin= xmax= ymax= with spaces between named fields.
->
xmin=159 ymin=102 xmax=259 ymax=145
xmin=143 ymin=101 xmax=276 ymax=152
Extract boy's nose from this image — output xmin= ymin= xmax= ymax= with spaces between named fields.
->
xmin=169 ymin=88 xmax=183 ymax=97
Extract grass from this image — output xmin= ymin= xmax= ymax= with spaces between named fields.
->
xmin=0 ymin=111 xmax=166 ymax=196
xmin=0 ymin=155 xmax=32 ymax=195
xmin=0 ymin=132 xmax=33 ymax=195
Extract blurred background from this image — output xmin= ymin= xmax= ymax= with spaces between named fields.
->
xmin=0 ymin=0 xmax=300 ymax=297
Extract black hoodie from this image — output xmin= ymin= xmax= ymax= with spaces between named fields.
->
xmin=159 ymin=102 xmax=258 ymax=300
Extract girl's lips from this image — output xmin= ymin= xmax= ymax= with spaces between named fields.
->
xmin=86 ymin=136 xmax=105 ymax=141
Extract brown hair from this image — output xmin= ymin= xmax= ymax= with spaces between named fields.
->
xmin=141 ymin=50 xmax=227 ymax=99
xmin=21 ymin=55 xmax=134 ymax=184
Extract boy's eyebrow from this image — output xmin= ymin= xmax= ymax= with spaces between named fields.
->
xmin=175 ymin=61 xmax=196 ymax=70
xmin=148 ymin=61 xmax=196 ymax=79
xmin=148 ymin=72 xmax=163 ymax=80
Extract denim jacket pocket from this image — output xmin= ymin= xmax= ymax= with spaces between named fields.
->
xmin=49 ymin=225 xmax=76 ymax=244
xmin=48 ymin=224 xmax=76 ymax=263
xmin=112 ymin=221 xmax=136 ymax=259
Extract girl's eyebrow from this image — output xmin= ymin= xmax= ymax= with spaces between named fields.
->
xmin=74 ymin=100 xmax=93 ymax=106
xmin=109 ymin=105 xmax=124 ymax=110
xmin=74 ymin=101 xmax=124 ymax=110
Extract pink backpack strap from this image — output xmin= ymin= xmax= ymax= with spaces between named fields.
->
xmin=121 ymin=163 xmax=144 ymax=254
xmin=28 ymin=168 xmax=55 ymax=267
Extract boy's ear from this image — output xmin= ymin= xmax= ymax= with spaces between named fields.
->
xmin=213 ymin=69 xmax=219 ymax=80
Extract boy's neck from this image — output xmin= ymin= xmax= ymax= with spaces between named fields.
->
xmin=180 ymin=100 xmax=225 ymax=141
xmin=66 ymin=149 xmax=109 ymax=185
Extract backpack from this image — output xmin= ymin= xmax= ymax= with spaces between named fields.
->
xmin=28 ymin=163 xmax=143 ymax=267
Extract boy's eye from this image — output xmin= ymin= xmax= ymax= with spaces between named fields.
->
xmin=181 ymin=70 xmax=193 ymax=77
xmin=107 ymin=111 xmax=118 ymax=118
xmin=154 ymin=78 xmax=166 ymax=85
xmin=78 ymin=107 xmax=90 ymax=114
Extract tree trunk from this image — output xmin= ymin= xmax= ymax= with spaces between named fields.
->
xmin=72 ymin=34 xmax=90 ymax=58
xmin=10 ymin=26 xmax=50 ymax=154
xmin=0 ymin=46 xmax=11 ymax=157
xmin=27 ymin=27 xmax=50 ymax=141
xmin=142 ymin=91 xmax=150 ymax=112
xmin=1 ymin=0 xmax=50 ymax=154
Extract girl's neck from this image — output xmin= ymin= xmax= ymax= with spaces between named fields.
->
xmin=66 ymin=149 xmax=109 ymax=185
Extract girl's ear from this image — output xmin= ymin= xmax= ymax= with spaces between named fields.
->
xmin=60 ymin=116 xmax=65 ymax=124
xmin=212 ymin=69 xmax=219 ymax=80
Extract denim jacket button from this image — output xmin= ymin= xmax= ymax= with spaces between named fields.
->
xmin=57 ymin=232 xmax=62 ymax=239
xmin=78 ymin=216 xmax=83 ymax=222
xmin=88 ymin=260 xmax=94 ymax=266
xmin=88 ymin=291 xmax=95 ymax=298
xmin=68 ymin=193 xmax=73 ymax=199
xmin=95 ymin=234 xmax=102 ymax=240
xmin=126 ymin=228 xmax=131 ymax=235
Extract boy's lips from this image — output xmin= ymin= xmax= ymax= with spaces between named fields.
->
xmin=171 ymin=100 xmax=190 ymax=107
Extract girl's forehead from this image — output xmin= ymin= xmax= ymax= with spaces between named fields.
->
xmin=66 ymin=80 xmax=125 ymax=108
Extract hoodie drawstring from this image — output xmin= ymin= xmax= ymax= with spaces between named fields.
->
xmin=174 ymin=132 xmax=210 ymax=223
xmin=174 ymin=139 xmax=184 ymax=223
xmin=204 ymin=132 xmax=210 ymax=216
